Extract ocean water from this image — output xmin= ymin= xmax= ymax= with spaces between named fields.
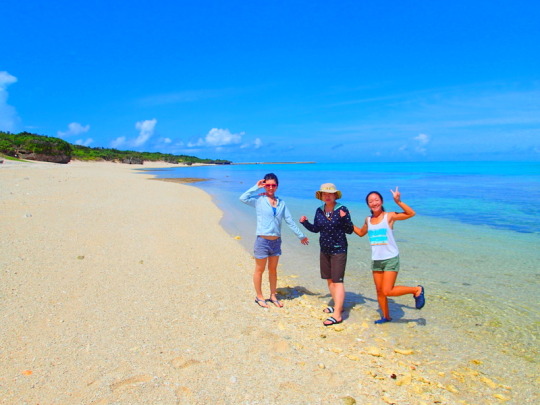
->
xmin=144 ymin=162 xmax=540 ymax=371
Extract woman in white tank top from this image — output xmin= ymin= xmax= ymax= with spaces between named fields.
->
xmin=354 ymin=187 xmax=425 ymax=324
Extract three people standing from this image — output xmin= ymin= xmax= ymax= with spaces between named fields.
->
xmin=241 ymin=175 xmax=425 ymax=323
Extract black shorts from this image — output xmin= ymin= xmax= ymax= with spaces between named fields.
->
xmin=320 ymin=252 xmax=347 ymax=283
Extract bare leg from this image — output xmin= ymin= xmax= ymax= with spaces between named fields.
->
xmin=380 ymin=272 xmax=422 ymax=297
xmin=267 ymin=255 xmax=279 ymax=296
xmin=372 ymin=271 xmax=391 ymax=319
xmin=327 ymin=280 xmax=345 ymax=321
xmin=267 ymin=255 xmax=283 ymax=306
xmin=254 ymin=257 xmax=268 ymax=307
xmin=374 ymin=271 xmax=423 ymax=319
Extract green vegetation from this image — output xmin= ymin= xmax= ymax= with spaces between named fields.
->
xmin=70 ymin=144 xmax=231 ymax=164
xmin=0 ymin=154 xmax=25 ymax=161
xmin=0 ymin=131 xmax=232 ymax=165
xmin=0 ymin=131 xmax=72 ymax=163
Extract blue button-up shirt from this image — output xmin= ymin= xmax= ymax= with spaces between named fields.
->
xmin=240 ymin=184 xmax=306 ymax=239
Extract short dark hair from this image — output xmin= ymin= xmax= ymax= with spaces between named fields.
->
xmin=264 ymin=173 xmax=279 ymax=186
xmin=365 ymin=191 xmax=385 ymax=213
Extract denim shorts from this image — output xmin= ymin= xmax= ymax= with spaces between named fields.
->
xmin=254 ymin=236 xmax=282 ymax=259
xmin=372 ymin=255 xmax=400 ymax=272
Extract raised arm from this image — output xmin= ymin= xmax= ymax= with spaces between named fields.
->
xmin=300 ymin=211 xmax=320 ymax=233
xmin=339 ymin=207 xmax=354 ymax=234
xmin=389 ymin=187 xmax=416 ymax=222
xmin=239 ymin=181 xmax=264 ymax=207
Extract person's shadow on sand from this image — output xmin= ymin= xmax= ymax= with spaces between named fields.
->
xmin=314 ymin=291 xmax=369 ymax=321
xmin=379 ymin=299 xmax=427 ymax=325
xmin=276 ymin=287 xmax=426 ymax=324
xmin=314 ymin=293 xmax=426 ymax=325
xmin=276 ymin=285 xmax=320 ymax=300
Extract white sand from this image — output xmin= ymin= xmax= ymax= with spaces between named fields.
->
xmin=0 ymin=160 xmax=529 ymax=404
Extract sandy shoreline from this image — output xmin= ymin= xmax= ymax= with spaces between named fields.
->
xmin=0 ymin=160 xmax=532 ymax=404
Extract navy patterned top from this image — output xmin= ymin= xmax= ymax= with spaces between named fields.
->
xmin=301 ymin=203 xmax=354 ymax=254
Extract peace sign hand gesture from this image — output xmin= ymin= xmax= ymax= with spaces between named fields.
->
xmin=390 ymin=187 xmax=401 ymax=203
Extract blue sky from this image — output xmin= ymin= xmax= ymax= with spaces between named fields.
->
xmin=2 ymin=1 xmax=539 ymax=163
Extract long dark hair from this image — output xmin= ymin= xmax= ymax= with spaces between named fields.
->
xmin=264 ymin=173 xmax=279 ymax=186
xmin=365 ymin=191 xmax=385 ymax=214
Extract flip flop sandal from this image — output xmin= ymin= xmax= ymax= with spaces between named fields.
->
xmin=267 ymin=298 xmax=283 ymax=308
xmin=323 ymin=316 xmax=343 ymax=326
xmin=254 ymin=297 xmax=268 ymax=308
xmin=323 ymin=306 xmax=335 ymax=313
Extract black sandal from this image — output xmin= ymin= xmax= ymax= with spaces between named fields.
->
xmin=254 ymin=297 xmax=268 ymax=308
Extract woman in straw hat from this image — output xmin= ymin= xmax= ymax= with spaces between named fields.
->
xmin=240 ymin=173 xmax=309 ymax=309
xmin=300 ymin=183 xmax=354 ymax=326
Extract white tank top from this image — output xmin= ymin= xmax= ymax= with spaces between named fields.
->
xmin=367 ymin=213 xmax=399 ymax=260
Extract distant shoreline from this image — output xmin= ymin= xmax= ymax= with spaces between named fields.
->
xmin=148 ymin=177 xmax=210 ymax=184
xmin=233 ymin=161 xmax=316 ymax=165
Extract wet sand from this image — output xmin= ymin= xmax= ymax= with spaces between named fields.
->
xmin=0 ymin=160 xmax=533 ymax=404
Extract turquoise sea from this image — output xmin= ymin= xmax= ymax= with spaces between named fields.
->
xmin=145 ymin=161 xmax=539 ymax=387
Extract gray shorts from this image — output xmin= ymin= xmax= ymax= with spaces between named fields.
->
xmin=320 ymin=252 xmax=347 ymax=283
xmin=372 ymin=255 xmax=400 ymax=272
xmin=254 ymin=236 xmax=282 ymax=259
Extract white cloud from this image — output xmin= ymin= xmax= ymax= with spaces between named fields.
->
xmin=242 ymin=137 xmax=263 ymax=149
xmin=398 ymin=133 xmax=431 ymax=156
xmin=111 ymin=136 xmax=127 ymax=148
xmin=205 ymin=128 xmax=243 ymax=146
xmin=187 ymin=138 xmax=205 ymax=147
xmin=134 ymin=118 xmax=157 ymax=146
xmin=0 ymin=71 xmax=17 ymax=87
xmin=110 ymin=119 xmax=157 ymax=149
xmin=0 ymin=71 xmax=19 ymax=132
xmin=58 ymin=122 xmax=90 ymax=137
xmin=414 ymin=133 xmax=430 ymax=145
xmin=75 ymin=138 xmax=94 ymax=146
xmin=153 ymin=137 xmax=176 ymax=150
xmin=189 ymin=128 xmax=244 ymax=148
xmin=413 ymin=133 xmax=430 ymax=154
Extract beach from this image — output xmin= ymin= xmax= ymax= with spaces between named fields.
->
xmin=0 ymin=161 xmax=536 ymax=404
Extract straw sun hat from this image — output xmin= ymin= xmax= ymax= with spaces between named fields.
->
xmin=315 ymin=183 xmax=342 ymax=200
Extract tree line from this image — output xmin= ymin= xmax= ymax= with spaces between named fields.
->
xmin=0 ymin=131 xmax=232 ymax=165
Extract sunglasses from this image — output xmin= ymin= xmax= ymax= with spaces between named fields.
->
xmin=264 ymin=184 xmax=277 ymax=188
